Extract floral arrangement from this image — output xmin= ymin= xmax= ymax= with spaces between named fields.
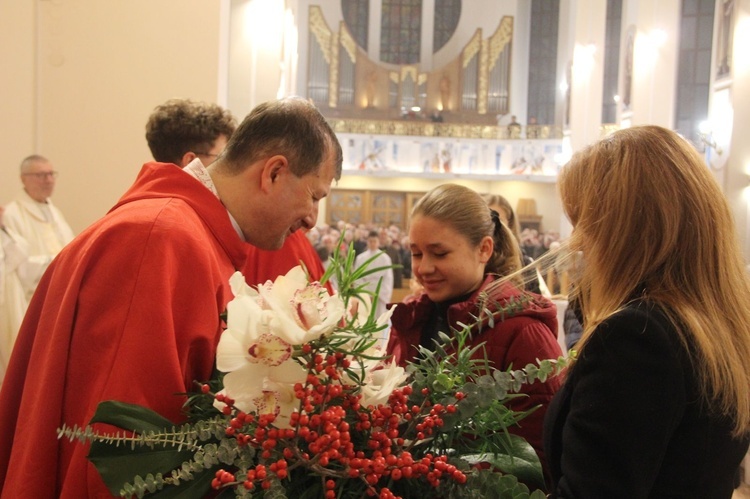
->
xmin=59 ymin=248 xmax=568 ymax=499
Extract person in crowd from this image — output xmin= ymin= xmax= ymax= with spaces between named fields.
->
xmin=305 ymin=226 xmax=321 ymax=248
xmin=354 ymin=230 xmax=394 ymax=318
xmin=145 ymin=98 xmax=236 ymax=167
xmin=387 ymin=184 xmax=563 ymax=480
xmin=507 ymin=115 xmax=522 ymax=138
xmin=0 ymin=206 xmax=29 ymax=385
xmin=379 ymin=230 xmax=403 ymax=289
xmin=399 ymin=235 xmax=412 ymax=279
xmin=561 ymin=298 xmax=582 ymax=351
xmin=352 ymin=227 xmax=368 ymax=255
xmin=521 ymin=228 xmax=545 ymax=259
xmin=3 ymin=155 xmax=75 ymax=299
xmin=481 ymin=193 xmax=543 ymax=295
xmin=526 ymin=116 xmax=540 ymax=139
xmin=0 ymin=97 xmax=343 ymax=499
xmin=544 ymin=125 xmax=750 ymax=498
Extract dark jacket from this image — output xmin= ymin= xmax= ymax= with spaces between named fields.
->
xmin=543 ymin=301 xmax=750 ymax=498
xmin=387 ymin=275 xmax=564 ymax=478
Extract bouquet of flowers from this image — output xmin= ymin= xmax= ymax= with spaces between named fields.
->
xmin=59 ymin=248 xmax=568 ymax=499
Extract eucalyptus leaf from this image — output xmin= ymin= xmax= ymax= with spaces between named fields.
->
xmin=141 ymin=468 xmax=217 ymax=499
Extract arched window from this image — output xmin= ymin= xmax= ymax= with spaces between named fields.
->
xmin=433 ymin=0 xmax=461 ymax=52
xmin=380 ymin=0 xmax=422 ymax=64
xmin=342 ymin=0 xmax=369 ymax=50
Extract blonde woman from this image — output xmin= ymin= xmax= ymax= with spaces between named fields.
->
xmin=544 ymin=126 xmax=750 ymax=497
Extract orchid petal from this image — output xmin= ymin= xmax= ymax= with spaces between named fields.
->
xmin=215 ymin=328 xmax=249 ymax=372
xmin=229 ymin=271 xmax=259 ymax=297
xmin=247 ymin=333 xmax=292 ymax=366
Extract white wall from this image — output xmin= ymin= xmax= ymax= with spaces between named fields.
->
xmin=0 ymin=2 xmax=36 ymax=208
xmin=725 ymin=0 xmax=750 ymax=259
xmin=1 ymin=0 xmax=226 ymax=234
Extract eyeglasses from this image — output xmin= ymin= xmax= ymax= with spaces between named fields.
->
xmin=23 ymin=171 xmax=58 ymax=179
xmin=195 ymin=152 xmax=219 ymax=158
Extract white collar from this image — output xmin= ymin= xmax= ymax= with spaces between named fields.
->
xmin=182 ymin=159 xmax=245 ymax=241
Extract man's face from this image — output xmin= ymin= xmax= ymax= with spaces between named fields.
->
xmin=21 ymin=160 xmax=57 ymax=202
xmin=367 ymin=236 xmax=380 ymax=251
xmin=195 ymin=134 xmax=228 ymax=166
xmin=251 ymin=148 xmax=337 ymax=250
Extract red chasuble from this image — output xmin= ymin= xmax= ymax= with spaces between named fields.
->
xmin=0 ymin=163 xmax=247 ymax=498
xmin=243 ymin=229 xmax=329 ymax=291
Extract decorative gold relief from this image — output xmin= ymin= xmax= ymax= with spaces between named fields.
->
xmin=390 ymin=72 xmax=400 ymax=84
xmin=462 ymin=29 xmax=482 ymax=69
xmin=478 ymin=38 xmax=489 ymax=114
xmin=329 ymin=29 xmax=340 ymax=107
xmin=328 ymin=118 xmax=563 ymax=140
xmin=339 ymin=21 xmax=357 ymax=64
xmin=401 ymin=66 xmax=418 ymax=82
xmin=418 ymin=73 xmax=427 ymax=86
xmin=309 ymin=6 xmax=332 ymax=64
xmin=488 ymin=17 xmax=513 ymax=71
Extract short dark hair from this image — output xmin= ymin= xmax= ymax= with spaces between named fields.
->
xmin=220 ymin=97 xmax=343 ymax=180
xmin=145 ymin=99 xmax=237 ymax=164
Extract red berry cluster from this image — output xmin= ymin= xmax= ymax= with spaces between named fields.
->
xmin=207 ymin=347 xmax=468 ymax=497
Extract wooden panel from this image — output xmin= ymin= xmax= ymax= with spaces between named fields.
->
xmin=326 ymin=189 xmax=427 ymax=230
xmin=371 ymin=191 xmax=405 ymax=227
xmin=327 ymin=190 xmax=367 ymax=225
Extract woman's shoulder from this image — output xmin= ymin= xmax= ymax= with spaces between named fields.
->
xmin=598 ymin=301 xmax=677 ymax=343
xmin=581 ymin=301 xmax=686 ymax=370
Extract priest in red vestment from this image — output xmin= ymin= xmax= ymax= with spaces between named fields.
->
xmin=0 ymin=97 xmax=342 ymax=499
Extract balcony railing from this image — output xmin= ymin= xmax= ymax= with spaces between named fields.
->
xmin=328 ymin=118 xmax=564 ymax=140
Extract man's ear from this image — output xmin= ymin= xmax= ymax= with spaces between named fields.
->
xmin=180 ymin=152 xmax=198 ymax=167
xmin=260 ymin=155 xmax=289 ymax=192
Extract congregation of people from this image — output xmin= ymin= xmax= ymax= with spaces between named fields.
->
xmin=1 ymin=96 xmax=749 ymax=499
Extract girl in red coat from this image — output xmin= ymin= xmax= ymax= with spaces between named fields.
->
xmin=387 ymin=183 xmax=563 ymax=481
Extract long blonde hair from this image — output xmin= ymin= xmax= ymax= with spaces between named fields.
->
xmin=558 ymin=125 xmax=750 ymax=435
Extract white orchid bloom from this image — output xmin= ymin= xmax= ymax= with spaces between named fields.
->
xmin=257 ymin=266 xmax=345 ymax=345
xmin=217 ymin=297 xmax=290 ymax=372
xmin=215 ymin=359 xmax=307 ymax=429
xmin=359 ymin=360 xmax=409 ymax=408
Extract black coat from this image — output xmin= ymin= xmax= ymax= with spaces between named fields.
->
xmin=543 ymin=301 xmax=750 ymax=498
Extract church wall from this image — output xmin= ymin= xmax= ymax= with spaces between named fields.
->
xmin=0 ymin=1 xmax=36 ymax=210
xmin=1 ymin=0 xmax=227 ymax=233
xmin=725 ymin=0 xmax=750 ymax=259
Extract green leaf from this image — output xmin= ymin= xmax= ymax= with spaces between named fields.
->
xmin=88 ymin=401 xmax=177 ymax=432
xmin=87 ymin=401 xmax=197 ymax=497
xmin=461 ymin=434 xmax=545 ymax=491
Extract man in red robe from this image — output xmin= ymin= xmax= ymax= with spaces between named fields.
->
xmin=0 ymin=97 xmax=342 ymax=499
